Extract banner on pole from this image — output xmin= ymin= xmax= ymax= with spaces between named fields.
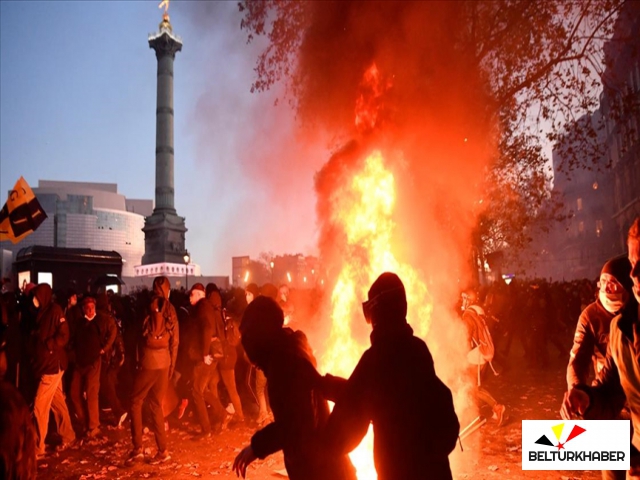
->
xmin=0 ymin=177 xmax=48 ymax=244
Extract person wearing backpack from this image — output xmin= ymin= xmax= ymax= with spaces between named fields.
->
xmin=319 ymin=273 xmax=459 ymax=480
xmin=126 ymin=276 xmax=179 ymax=465
xmin=461 ymin=290 xmax=507 ymax=427
xmin=217 ymin=296 xmax=245 ymax=426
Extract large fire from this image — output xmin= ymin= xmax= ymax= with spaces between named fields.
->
xmin=319 ymin=149 xmax=434 ymax=480
xmin=316 ymin=62 xmax=474 ymax=479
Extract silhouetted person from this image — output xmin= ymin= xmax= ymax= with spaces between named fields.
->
xmin=29 ymin=283 xmax=76 ymax=456
xmin=126 ymin=276 xmax=179 ymax=465
xmin=188 ymin=283 xmax=227 ymax=438
xmin=232 ymin=297 xmax=356 ymax=480
xmin=69 ymin=295 xmax=116 ymax=437
xmin=322 ymin=272 xmax=459 ymax=480
xmin=461 ymin=290 xmax=506 ymax=427
xmin=0 ymin=381 xmax=37 ymax=479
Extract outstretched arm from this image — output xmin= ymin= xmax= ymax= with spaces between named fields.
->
xmin=566 ymin=311 xmax=595 ymax=389
xmin=323 ymin=354 xmax=372 ymax=455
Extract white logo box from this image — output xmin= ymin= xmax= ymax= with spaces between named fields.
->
xmin=522 ymin=420 xmax=630 ymax=470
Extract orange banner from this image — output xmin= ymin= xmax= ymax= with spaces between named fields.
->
xmin=0 ymin=177 xmax=48 ymax=244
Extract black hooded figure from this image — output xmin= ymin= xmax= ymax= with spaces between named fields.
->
xmin=232 ymin=296 xmax=356 ymax=480
xmin=322 ymin=272 xmax=460 ymax=480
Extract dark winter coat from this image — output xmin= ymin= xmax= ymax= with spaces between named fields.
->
xmin=187 ymin=298 xmax=217 ymax=362
xmin=74 ymin=312 xmax=117 ymax=368
xmin=567 ymin=298 xmax=616 ymax=388
xmin=138 ymin=277 xmax=179 ymax=373
xmin=323 ymin=322 xmax=459 ymax=480
xmin=248 ymin=328 xmax=356 ymax=480
xmin=30 ymin=284 xmax=69 ymax=377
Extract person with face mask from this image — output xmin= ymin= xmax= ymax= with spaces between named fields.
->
xmin=321 ymin=273 xmax=460 ymax=480
xmin=566 ymin=254 xmax=633 ymax=390
xmin=562 ymin=217 xmax=640 ymax=478
xmin=29 ymin=283 xmax=76 ymax=456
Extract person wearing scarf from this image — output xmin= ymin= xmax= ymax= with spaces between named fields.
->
xmin=567 ymin=254 xmax=633 ymax=390
xmin=562 ymin=217 xmax=640 ymax=478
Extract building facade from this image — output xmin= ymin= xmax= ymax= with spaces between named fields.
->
xmin=0 ymin=180 xmax=151 ymax=277
xmin=601 ymin=2 xmax=640 ymax=247
xmin=232 ymin=254 xmax=321 ymax=289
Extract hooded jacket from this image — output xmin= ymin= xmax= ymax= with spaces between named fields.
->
xmin=241 ymin=297 xmax=356 ymax=480
xmin=30 ymin=284 xmax=69 ymax=377
xmin=138 ymin=277 xmax=179 ymax=372
xmin=248 ymin=328 xmax=356 ymax=480
xmin=323 ymin=321 xmax=459 ymax=480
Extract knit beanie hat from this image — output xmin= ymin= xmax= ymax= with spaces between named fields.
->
xmin=245 ymin=283 xmax=259 ymax=297
xmin=601 ymin=254 xmax=633 ymax=293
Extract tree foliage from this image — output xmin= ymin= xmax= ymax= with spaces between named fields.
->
xmin=238 ymin=0 xmax=633 ymax=264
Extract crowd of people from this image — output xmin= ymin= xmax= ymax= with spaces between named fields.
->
xmin=0 ymin=216 xmax=638 ymax=480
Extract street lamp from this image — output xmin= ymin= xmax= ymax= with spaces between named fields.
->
xmin=270 ymin=261 xmax=275 ymax=283
xmin=183 ymin=251 xmax=190 ymax=290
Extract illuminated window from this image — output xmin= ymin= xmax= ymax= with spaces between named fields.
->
xmin=578 ymin=221 xmax=585 ymax=233
xmin=595 ymin=219 xmax=603 ymax=237
xmin=38 ymin=272 xmax=53 ymax=287
xmin=576 ymin=198 xmax=583 ymax=211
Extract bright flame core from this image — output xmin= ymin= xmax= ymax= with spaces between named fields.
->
xmin=320 ymin=151 xmax=434 ymax=480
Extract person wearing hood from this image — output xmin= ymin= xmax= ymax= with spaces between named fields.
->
xmin=320 ymin=273 xmax=460 ymax=480
xmin=30 ymin=283 xmax=76 ymax=456
xmin=562 ymin=217 xmax=640 ymax=478
xmin=126 ymin=276 xmax=179 ymax=465
xmin=232 ymin=296 xmax=356 ymax=480
xmin=567 ymin=254 xmax=633 ymax=390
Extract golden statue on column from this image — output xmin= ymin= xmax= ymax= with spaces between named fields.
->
xmin=159 ymin=0 xmax=170 ymax=21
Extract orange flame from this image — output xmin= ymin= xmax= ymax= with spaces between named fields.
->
xmin=354 ymin=63 xmax=392 ymax=133
xmin=316 ymin=62 xmax=478 ymax=479
xmin=320 ymin=150 xmax=433 ymax=480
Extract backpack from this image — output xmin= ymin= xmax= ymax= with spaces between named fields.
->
xmin=224 ymin=313 xmax=241 ymax=347
xmin=143 ymin=297 xmax=171 ymax=350
xmin=464 ymin=305 xmax=495 ymax=365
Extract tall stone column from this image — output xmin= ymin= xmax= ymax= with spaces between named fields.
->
xmin=142 ymin=14 xmax=187 ymax=266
